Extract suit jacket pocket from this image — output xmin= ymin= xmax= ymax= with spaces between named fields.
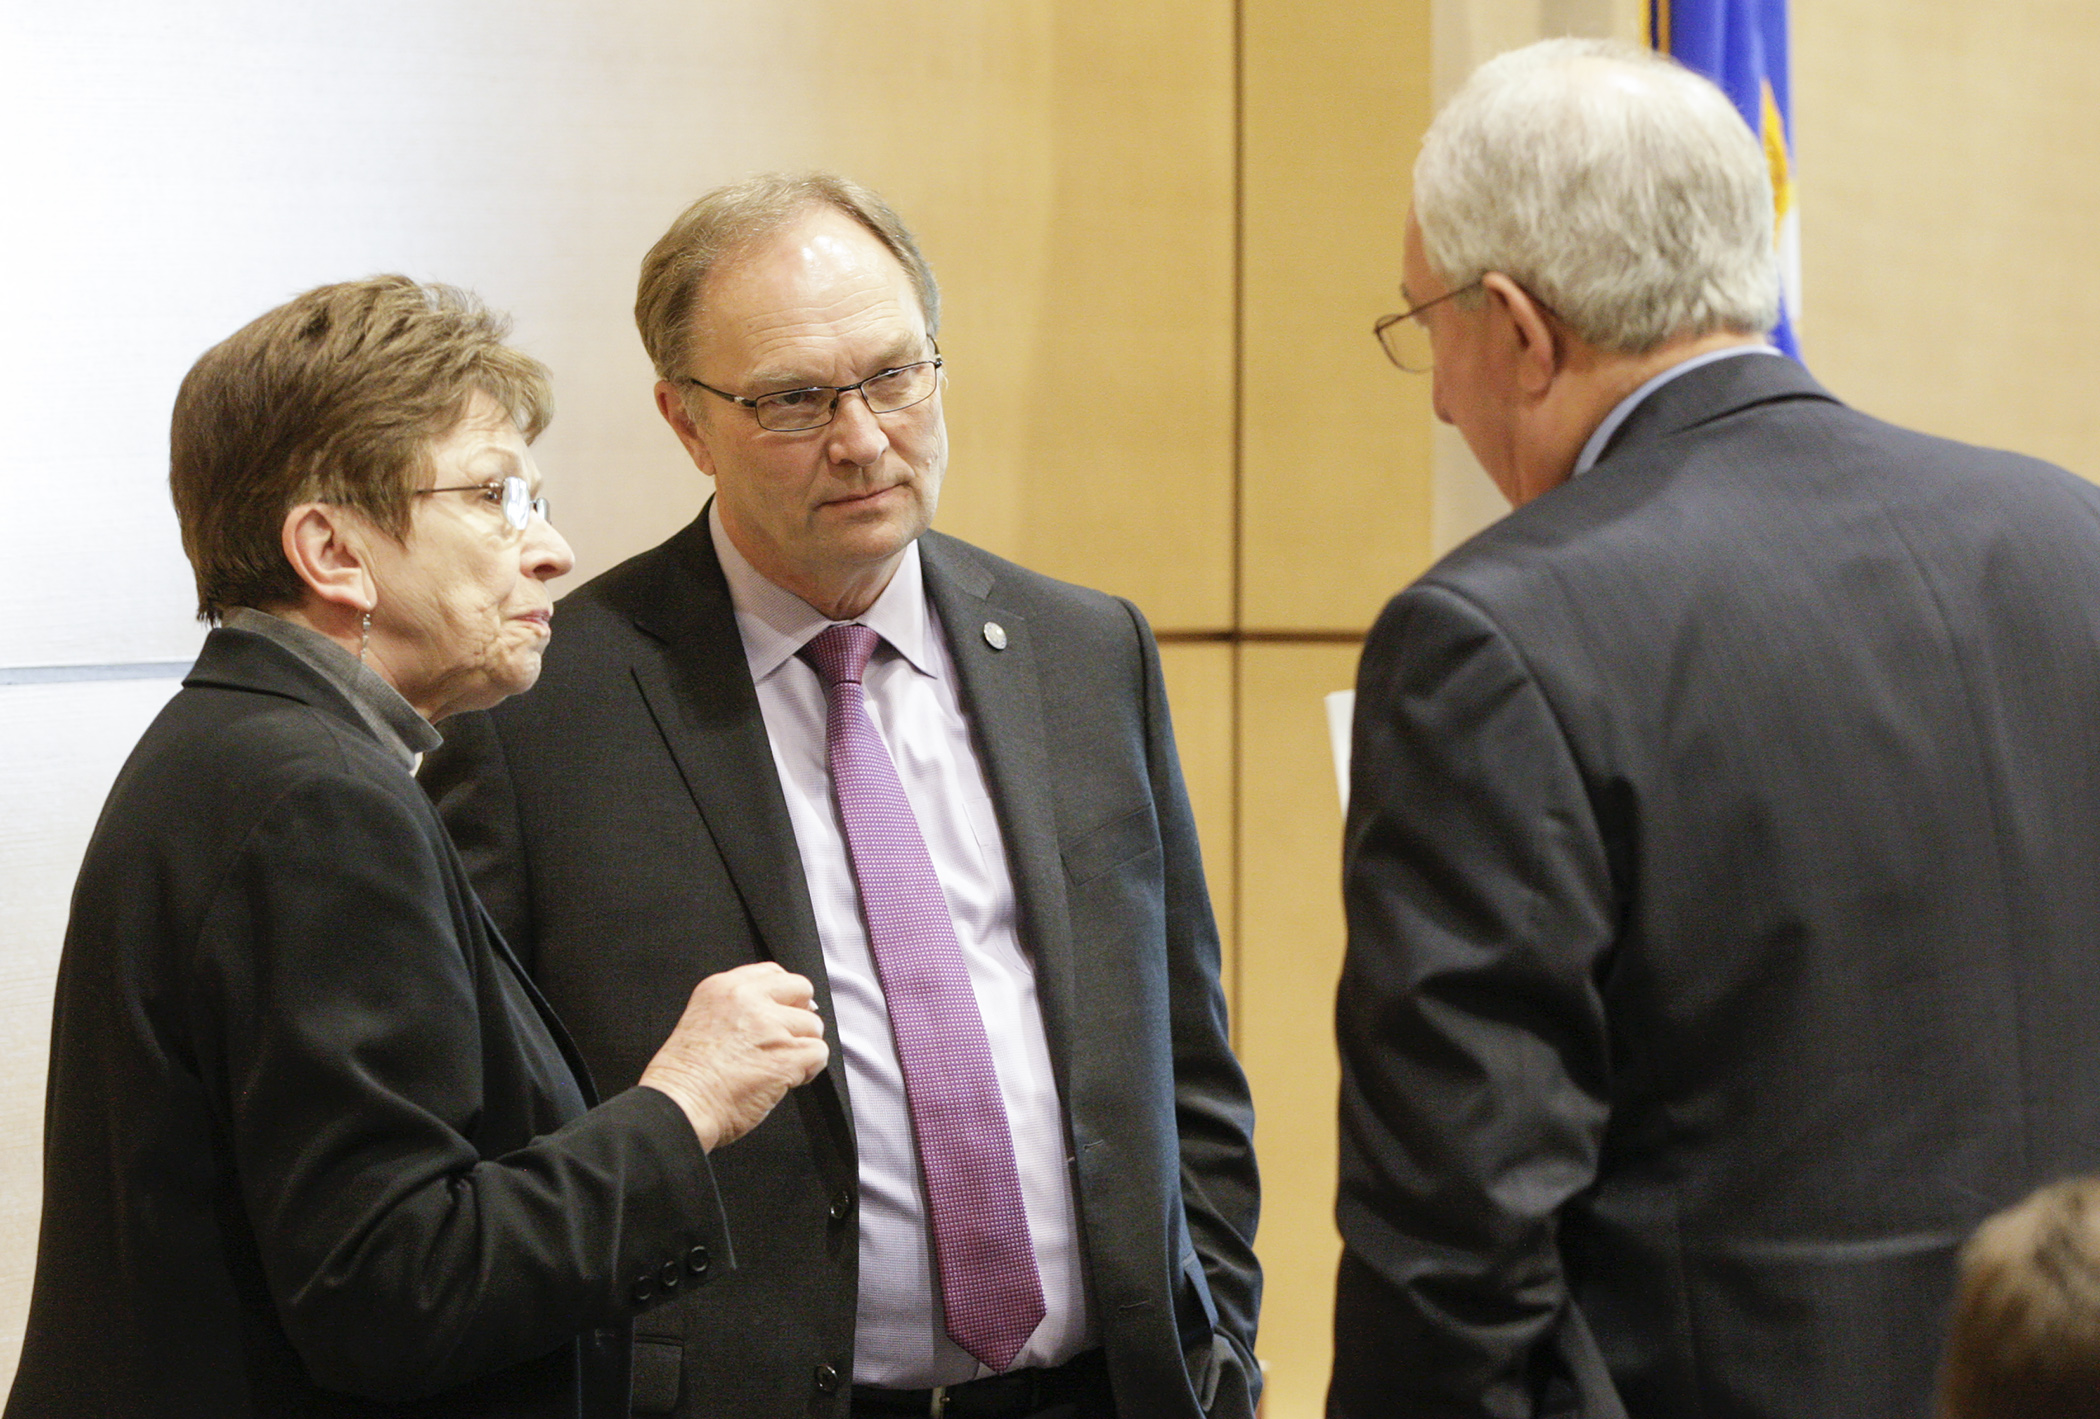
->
xmin=1173 ymin=1248 xmax=1223 ymax=1355
xmin=1061 ymin=802 xmax=1160 ymax=888
xmin=630 ymin=1336 xmax=681 ymax=1415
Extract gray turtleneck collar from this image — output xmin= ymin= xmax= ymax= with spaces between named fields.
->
xmin=224 ymin=608 xmax=442 ymax=771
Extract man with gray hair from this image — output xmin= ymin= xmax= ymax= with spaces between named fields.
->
xmin=425 ymin=174 xmax=1259 ymax=1419
xmin=1332 ymin=39 xmax=2100 ymax=1419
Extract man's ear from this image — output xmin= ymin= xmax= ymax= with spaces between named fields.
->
xmin=1482 ymin=272 xmax=1563 ymax=398
xmin=655 ymin=381 xmax=717 ymax=478
xmin=280 ymin=502 xmax=377 ymax=614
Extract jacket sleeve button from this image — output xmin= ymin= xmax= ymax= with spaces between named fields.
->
xmin=815 ymin=1363 xmax=841 ymax=1394
xmin=631 ymin=1273 xmax=655 ymax=1305
xmin=659 ymin=1259 xmax=682 ymax=1290
xmin=685 ymin=1244 xmax=710 ymax=1277
xmin=828 ymin=1189 xmax=854 ymax=1223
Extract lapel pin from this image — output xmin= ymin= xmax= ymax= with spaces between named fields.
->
xmin=983 ymin=621 xmax=1008 ymax=651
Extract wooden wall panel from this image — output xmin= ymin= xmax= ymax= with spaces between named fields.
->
xmin=1795 ymin=0 xmax=2100 ymax=481
xmin=1234 ymin=1 xmax=1430 ymax=1409
xmin=809 ymin=2 xmax=1239 ymax=632
xmin=1234 ymin=642 xmax=1363 ymax=1419
xmin=1240 ymin=0 xmax=1436 ymax=633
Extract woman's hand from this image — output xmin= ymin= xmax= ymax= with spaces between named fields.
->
xmin=637 ymin=961 xmax=830 ymax=1151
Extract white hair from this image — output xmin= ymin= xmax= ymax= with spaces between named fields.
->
xmin=1414 ymin=38 xmax=1780 ymax=352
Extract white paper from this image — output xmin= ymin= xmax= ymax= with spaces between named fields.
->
xmin=1324 ymin=689 xmax=1355 ymax=816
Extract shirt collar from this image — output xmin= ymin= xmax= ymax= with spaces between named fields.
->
xmin=707 ymin=501 xmax=938 ymax=682
xmin=1574 ymin=343 xmax=1785 ymax=477
xmin=223 ymin=606 xmax=441 ymax=769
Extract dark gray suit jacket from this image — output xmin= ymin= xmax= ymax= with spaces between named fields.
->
xmin=1331 ymin=355 xmax=2100 ymax=1419
xmin=7 ymin=629 xmax=723 ymax=1419
xmin=422 ymin=516 xmax=1260 ymax=1419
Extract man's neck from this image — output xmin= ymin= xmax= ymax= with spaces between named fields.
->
xmin=1515 ymin=328 xmax=1765 ymax=502
xmin=1586 ymin=328 xmax=1766 ymax=420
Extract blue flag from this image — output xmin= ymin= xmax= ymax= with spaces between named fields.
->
xmin=1652 ymin=0 xmax=1801 ymax=358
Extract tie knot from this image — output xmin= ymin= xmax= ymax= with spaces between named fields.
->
xmin=801 ymin=622 xmax=880 ymax=688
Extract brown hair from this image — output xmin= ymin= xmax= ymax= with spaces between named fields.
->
xmin=1940 ymin=1175 xmax=2100 ymax=1419
xmin=170 ymin=276 xmax=551 ymax=621
xmin=634 ymin=172 xmax=940 ymax=383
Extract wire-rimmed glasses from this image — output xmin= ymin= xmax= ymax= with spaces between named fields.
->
xmin=417 ymin=474 xmax=551 ymax=531
xmin=678 ymin=357 xmax=944 ymax=432
xmin=1373 ymin=281 xmax=1484 ymax=372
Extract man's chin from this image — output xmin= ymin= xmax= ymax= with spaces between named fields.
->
xmin=821 ymin=503 xmax=928 ymax=559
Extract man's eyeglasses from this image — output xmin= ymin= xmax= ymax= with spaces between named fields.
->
xmin=678 ymin=357 xmax=943 ymax=433
xmin=1373 ymin=281 xmax=1484 ymax=373
xmin=417 ymin=475 xmax=551 ymax=531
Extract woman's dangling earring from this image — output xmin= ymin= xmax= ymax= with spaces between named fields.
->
xmin=359 ymin=609 xmax=372 ymax=663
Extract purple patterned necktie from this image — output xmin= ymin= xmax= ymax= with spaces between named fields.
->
xmin=800 ymin=622 xmax=1046 ymax=1373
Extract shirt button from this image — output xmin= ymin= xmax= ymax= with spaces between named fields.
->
xmin=814 ymin=1363 xmax=841 ymax=1394
xmin=685 ymin=1243 xmax=710 ymax=1277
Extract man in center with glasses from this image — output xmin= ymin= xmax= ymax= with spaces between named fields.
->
xmin=422 ymin=173 xmax=1259 ymax=1419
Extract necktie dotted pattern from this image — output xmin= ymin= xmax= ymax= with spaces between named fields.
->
xmin=801 ymin=623 xmax=1046 ymax=1372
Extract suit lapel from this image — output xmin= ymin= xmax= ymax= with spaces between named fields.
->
xmin=621 ymin=513 xmax=851 ymax=1125
xmin=920 ymin=534 xmax=1081 ymax=1087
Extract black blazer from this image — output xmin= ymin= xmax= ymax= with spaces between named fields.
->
xmin=7 ymin=629 xmax=726 ymax=1419
xmin=1331 ymin=356 xmax=2100 ymax=1419
xmin=421 ymin=519 xmax=1261 ymax=1419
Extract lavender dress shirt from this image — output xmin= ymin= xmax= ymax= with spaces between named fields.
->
xmin=709 ymin=508 xmax=1093 ymax=1387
